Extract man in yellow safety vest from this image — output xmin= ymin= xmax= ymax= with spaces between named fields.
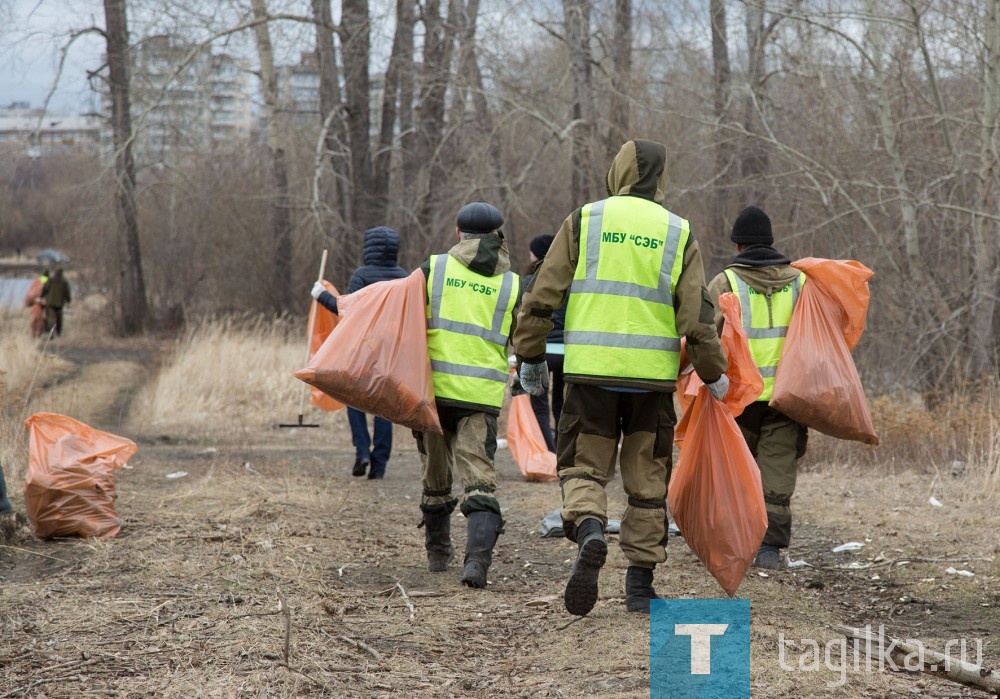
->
xmin=514 ymin=140 xmax=729 ymax=615
xmin=708 ymin=205 xmax=808 ymax=570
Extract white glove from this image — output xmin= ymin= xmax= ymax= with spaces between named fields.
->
xmin=311 ymin=281 xmax=325 ymax=299
xmin=707 ymin=374 xmax=730 ymax=400
xmin=519 ymin=361 xmax=549 ymax=396
xmin=508 ymin=355 xmax=518 ymax=371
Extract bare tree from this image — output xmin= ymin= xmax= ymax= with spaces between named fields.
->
xmin=607 ymin=0 xmax=631 ymax=156
xmin=250 ymin=0 xmax=293 ymax=312
xmin=338 ymin=0 xmax=375 ymax=231
xmin=103 ymin=0 xmax=148 ymax=335
xmin=564 ymin=0 xmax=596 ymax=204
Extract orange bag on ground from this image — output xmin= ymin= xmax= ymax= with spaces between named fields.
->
xmin=307 ymin=281 xmax=344 ymax=412
xmin=770 ymin=259 xmax=878 ymax=445
xmin=294 ymin=270 xmax=443 ymax=434
xmin=669 ymin=387 xmax=767 ymax=597
xmin=675 ymin=292 xmax=763 ymax=445
xmin=506 ymin=393 xmax=558 ymax=482
xmin=23 ymin=413 xmax=137 ymax=539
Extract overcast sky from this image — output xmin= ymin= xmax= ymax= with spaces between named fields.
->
xmin=0 ymin=1 xmax=107 ymax=114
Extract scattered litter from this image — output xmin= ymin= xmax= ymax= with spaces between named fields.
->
xmin=787 ymin=559 xmax=808 ymax=569
xmin=165 ymin=471 xmax=188 ymax=479
xmin=539 ymin=508 xmax=621 ymax=538
xmin=525 ymin=595 xmax=559 ymax=608
xmin=496 ymin=438 xmax=508 ymax=449
xmin=949 ymin=460 xmax=967 ymax=478
xmin=122 ymin=463 xmax=133 ymax=470
xmin=928 ymin=496 xmax=943 ymax=507
xmin=871 ymin=574 xmax=881 ymax=580
xmin=200 ymin=447 xmax=218 ymax=455
xmin=832 ymin=542 xmax=865 ymax=553
xmin=668 ymin=523 xmax=683 ymax=538
xmin=757 ymin=572 xmax=769 ymax=578
xmin=945 ymin=566 xmax=975 ymax=577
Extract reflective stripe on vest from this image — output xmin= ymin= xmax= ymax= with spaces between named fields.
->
xmin=426 ymin=254 xmax=518 ymax=408
xmin=724 ymin=268 xmax=806 ymax=401
xmin=564 ymin=197 xmax=687 ymax=381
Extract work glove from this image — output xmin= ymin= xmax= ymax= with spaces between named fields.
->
xmin=310 ymin=281 xmax=325 ymax=300
xmin=706 ymin=374 xmax=730 ymax=400
xmin=519 ymin=361 xmax=549 ymax=396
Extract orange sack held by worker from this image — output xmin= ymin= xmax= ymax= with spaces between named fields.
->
xmin=769 ymin=258 xmax=878 ymax=445
xmin=23 ymin=413 xmax=137 ymax=539
xmin=506 ymin=392 xmax=558 ymax=482
xmin=294 ymin=269 xmax=443 ymax=434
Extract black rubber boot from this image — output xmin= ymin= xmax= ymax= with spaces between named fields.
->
xmin=459 ymin=511 xmax=504 ymax=589
xmin=421 ymin=511 xmax=454 ymax=573
xmin=564 ymin=518 xmax=607 ymax=616
xmin=625 ymin=566 xmax=660 ymax=614
xmin=352 ymin=458 xmax=370 ymax=477
xmin=753 ymin=544 xmax=781 ymax=570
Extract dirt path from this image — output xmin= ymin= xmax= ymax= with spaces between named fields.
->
xmin=1 ymin=334 xmax=998 ymax=698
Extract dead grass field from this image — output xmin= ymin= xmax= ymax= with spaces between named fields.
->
xmin=0 ymin=304 xmax=997 ymax=698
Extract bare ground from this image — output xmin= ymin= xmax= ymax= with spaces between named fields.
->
xmin=1 ymin=331 xmax=998 ymax=698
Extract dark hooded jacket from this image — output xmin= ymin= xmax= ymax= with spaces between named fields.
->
xmin=348 ymin=226 xmax=408 ymax=293
xmin=512 ymin=139 xmax=727 ymax=390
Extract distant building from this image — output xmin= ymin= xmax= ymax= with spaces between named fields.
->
xmin=277 ymin=52 xmax=321 ymax=116
xmin=99 ymin=34 xmax=254 ymax=162
xmin=0 ymin=114 xmax=103 ymax=157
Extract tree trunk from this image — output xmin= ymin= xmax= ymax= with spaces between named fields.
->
xmin=339 ymin=0 xmax=375 ymax=232
xmin=742 ymin=0 xmax=769 ymax=205
xmin=251 ymin=0 xmax=293 ymax=312
xmin=374 ymin=0 xmax=413 ymax=212
xmin=103 ymin=0 xmax=148 ymax=335
xmin=971 ymin=0 xmax=1000 ymax=377
xmin=607 ymin=0 xmax=631 ymax=159
xmin=397 ymin=0 xmax=418 ymax=217
xmin=709 ymin=0 xmax=733 ymax=268
xmin=312 ymin=0 xmax=350 ymax=231
xmin=564 ymin=0 xmax=596 ymax=205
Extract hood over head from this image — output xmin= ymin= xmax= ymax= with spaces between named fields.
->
xmin=362 ymin=226 xmax=401 ymax=267
xmin=606 ymin=139 xmax=667 ymax=203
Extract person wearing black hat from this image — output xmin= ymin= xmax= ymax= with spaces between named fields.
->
xmin=415 ymin=201 xmax=521 ymax=589
xmin=310 ymin=202 xmax=521 ymax=590
xmin=521 ymin=234 xmax=565 ymax=452
xmin=513 ymin=140 xmax=729 ymax=617
xmin=708 ymin=205 xmax=808 ymax=571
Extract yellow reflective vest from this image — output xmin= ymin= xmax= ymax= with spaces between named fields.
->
xmin=563 ymin=196 xmax=688 ymax=381
xmin=724 ymin=268 xmax=807 ymax=401
xmin=426 ymin=254 xmax=519 ymax=409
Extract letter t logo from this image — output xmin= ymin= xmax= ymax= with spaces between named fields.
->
xmin=675 ymin=624 xmax=729 ymax=674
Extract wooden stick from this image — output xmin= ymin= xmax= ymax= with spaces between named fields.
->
xmin=296 ymin=249 xmax=329 ymax=418
xmin=395 ymin=582 xmax=416 ymax=621
xmin=837 ymin=625 xmax=1000 ymax=694
xmin=278 ymin=589 xmax=291 ymax=665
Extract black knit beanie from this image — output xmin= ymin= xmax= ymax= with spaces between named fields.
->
xmin=730 ymin=206 xmax=773 ymax=245
xmin=529 ymin=234 xmax=554 ymax=259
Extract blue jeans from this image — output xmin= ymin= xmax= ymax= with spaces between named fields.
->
xmin=347 ymin=407 xmax=393 ymax=476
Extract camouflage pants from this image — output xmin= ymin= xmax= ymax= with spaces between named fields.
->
xmin=735 ymin=401 xmax=808 ymax=549
xmin=415 ymin=410 xmax=500 ymax=517
xmin=557 ymin=383 xmax=676 ymax=568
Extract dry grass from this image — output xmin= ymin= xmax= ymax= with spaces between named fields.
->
xmin=128 ymin=316 xmax=321 ymax=438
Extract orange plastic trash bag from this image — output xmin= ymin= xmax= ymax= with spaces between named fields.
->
xmin=308 ymin=280 xmax=344 ymax=412
xmin=506 ymin=393 xmax=558 ymax=482
xmin=675 ymin=292 xmax=763 ymax=445
xmin=770 ymin=259 xmax=878 ymax=445
xmin=669 ymin=387 xmax=767 ymax=597
xmin=23 ymin=413 xmax=137 ymax=539
xmin=294 ymin=270 xmax=443 ymax=434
